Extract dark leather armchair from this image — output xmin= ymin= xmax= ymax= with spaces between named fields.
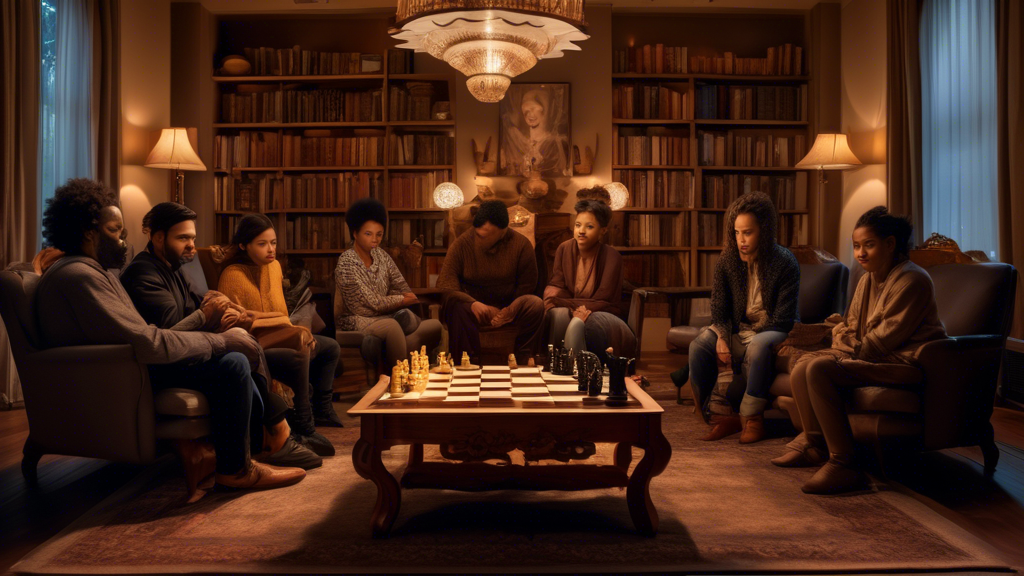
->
xmin=0 ymin=269 xmax=211 ymax=494
xmin=771 ymin=261 xmax=1017 ymax=475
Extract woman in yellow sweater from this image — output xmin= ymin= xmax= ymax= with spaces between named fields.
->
xmin=218 ymin=214 xmax=341 ymax=457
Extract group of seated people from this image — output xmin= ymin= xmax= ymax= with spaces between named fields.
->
xmin=687 ymin=191 xmax=946 ymax=494
xmin=30 ymin=176 xmax=944 ymax=498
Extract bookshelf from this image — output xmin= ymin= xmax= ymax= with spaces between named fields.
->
xmin=208 ymin=16 xmax=457 ymax=293
xmin=610 ymin=12 xmax=814 ymax=291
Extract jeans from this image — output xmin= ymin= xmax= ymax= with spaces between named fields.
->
xmin=149 ymin=352 xmax=261 ymax=475
xmin=688 ymin=327 xmax=789 ymax=416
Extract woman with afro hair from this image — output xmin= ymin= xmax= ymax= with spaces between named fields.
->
xmin=688 ymin=191 xmax=800 ymax=444
xmin=771 ymin=206 xmax=945 ymax=494
xmin=334 ymin=197 xmax=442 ymax=369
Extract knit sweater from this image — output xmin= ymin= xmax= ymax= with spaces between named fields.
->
xmin=218 ymin=259 xmax=289 ymax=316
xmin=543 ymin=240 xmax=624 ymax=317
xmin=436 ymin=227 xmax=537 ymax=308
xmin=711 ymin=244 xmax=800 ymax=337
xmin=36 ymin=256 xmax=224 ymax=364
xmin=334 ymin=247 xmax=412 ymax=331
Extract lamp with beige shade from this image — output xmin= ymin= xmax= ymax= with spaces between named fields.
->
xmin=795 ymin=133 xmax=862 ymax=248
xmin=145 ymin=128 xmax=207 ymax=205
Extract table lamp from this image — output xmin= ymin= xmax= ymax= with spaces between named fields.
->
xmin=795 ymin=133 xmax=862 ymax=248
xmin=145 ymin=128 xmax=207 ymax=205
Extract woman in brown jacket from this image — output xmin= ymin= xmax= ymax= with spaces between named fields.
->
xmin=771 ymin=206 xmax=947 ymax=494
xmin=544 ymin=193 xmax=636 ymax=366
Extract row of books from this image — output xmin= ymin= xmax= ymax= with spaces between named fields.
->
xmin=698 ymin=213 xmax=724 ymax=247
xmin=613 ymin=44 xmax=689 ymax=74
xmin=214 ymin=132 xmax=386 ymax=169
xmin=388 ymin=218 xmax=447 ymax=249
xmin=387 ymin=48 xmax=414 ymax=74
xmin=220 ymin=88 xmax=383 ymax=124
xmin=296 ymin=257 xmax=336 ymax=291
xmin=387 ymin=170 xmax=454 ymax=208
xmin=701 ymin=174 xmax=808 ymax=210
xmin=697 ymin=131 xmax=807 ymax=168
xmin=388 ymin=83 xmax=444 ymax=122
xmin=614 ymin=213 xmax=690 ymax=248
xmin=622 ymin=253 xmax=690 ymax=288
xmin=611 ymin=169 xmax=695 ymax=209
xmin=286 ymin=216 xmax=349 ymax=251
xmin=213 ymin=172 xmax=384 ymax=212
xmin=239 ymin=46 xmax=381 ymax=76
xmin=695 ymin=85 xmax=806 ymax=121
xmin=612 ymin=83 xmax=690 ymax=120
xmin=779 ymin=214 xmax=810 ymax=246
xmin=697 ymin=252 xmax=721 ymax=286
xmin=387 ymin=133 xmax=454 ymax=166
xmin=689 ymin=45 xmax=804 ymax=76
xmin=616 ymin=134 xmax=690 ymax=166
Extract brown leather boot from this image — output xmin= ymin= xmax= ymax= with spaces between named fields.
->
xmin=701 ymin=415 xmax=742 ymax=441
xmin=739 ymin=414 xmax=766 ymax=444
xmin=172 ymin=439 xmax=217 ymax=504
xmin=801 ymin=458 xmax=871 ymax=495
xmin=216 ymin=460 xmax=306 ymax=491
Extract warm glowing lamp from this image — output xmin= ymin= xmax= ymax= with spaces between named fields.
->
xmin=604 ymin=182 xmax=629 ymax=211
xmin=432 ymin=181 xmax=464 ymax=210
xmin=145 ymin=128 xmax=207 ymax=205
xmin=795 ymin=133 xmax=862 ymax=247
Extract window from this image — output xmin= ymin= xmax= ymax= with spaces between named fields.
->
xmin=39 ymin=0 xmax=56 ymax=222
xmin=920 ymin=0 xmax=998 ymax=259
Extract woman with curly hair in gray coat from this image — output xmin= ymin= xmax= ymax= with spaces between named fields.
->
xmin=688 ymin=191 xmax=800 ymax=443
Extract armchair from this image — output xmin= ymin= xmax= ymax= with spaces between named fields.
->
xmin=0 ymin=269 xmax=211 ymax=497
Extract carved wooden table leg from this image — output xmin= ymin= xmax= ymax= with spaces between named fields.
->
xmin=352 ymin=434 xmax=401 ymax=538
xmin=613 ymin=442 xmax=632 ymax=471
xmin=408 ymin=443 xmax=424 ymax=468
xmin=626 ymin=418 xmax=672 ymax=536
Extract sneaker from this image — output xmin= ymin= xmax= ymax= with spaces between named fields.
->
xmin=256 ymin=437 xmax=322 ymax=470
xmin=292 ymin=431 xmax=336 ymax=457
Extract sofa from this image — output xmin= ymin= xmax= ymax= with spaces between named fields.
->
xmin=768 ymin=256 xmax=1017 ymax=475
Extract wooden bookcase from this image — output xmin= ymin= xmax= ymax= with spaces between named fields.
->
xmin=209 ymin=16 xmax=456 ymax=293
xmin=610 ymin=12 xmax=814 ymax=290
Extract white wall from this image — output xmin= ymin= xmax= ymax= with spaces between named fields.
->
xmin=840 ymin=0 xmax=888 ymax=264
xmin=120 ymin=0 xmax=172 ymax=250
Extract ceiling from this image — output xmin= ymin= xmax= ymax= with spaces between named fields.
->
xmin=185 ymin=0 xmax=832 ymax=15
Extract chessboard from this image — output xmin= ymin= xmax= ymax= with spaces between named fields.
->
xmin=373 ymin=365 xmax=639 ymax=409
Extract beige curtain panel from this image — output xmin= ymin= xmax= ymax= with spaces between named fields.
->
xmin=997 ymin=0 xmax=1024 ymax=340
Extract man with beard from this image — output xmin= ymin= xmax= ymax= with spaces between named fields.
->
xmin=35 ymin=179 xmax=306 ymax=494
xmin=119 ymin=202 xmax=322 ymax=470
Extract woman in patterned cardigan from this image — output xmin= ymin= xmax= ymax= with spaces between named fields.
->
xmin=334 ymin=198 xmax=442 ymax=369
xmin=688 ymin=191 xmax=800 ymax=444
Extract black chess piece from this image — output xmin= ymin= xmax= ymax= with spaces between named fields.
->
xmin=604 ymin=347 xmax=635 ymax=406
xmin=576 ymin=351 xmax=602 ymax=397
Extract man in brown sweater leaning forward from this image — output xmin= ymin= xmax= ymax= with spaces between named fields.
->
xmin=437 ymin=200 xmax=544 ymax=364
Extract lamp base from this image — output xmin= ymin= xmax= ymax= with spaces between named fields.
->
xmin=174 ymin=170 xmax=185 ymax=205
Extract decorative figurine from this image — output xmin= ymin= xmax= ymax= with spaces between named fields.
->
xmin=604 ymin=347 xmax=635 ymax=406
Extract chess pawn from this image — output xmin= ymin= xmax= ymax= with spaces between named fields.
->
xmin=390 ymin=365 xmax=405 ymax=398
xmin=508 ymin=353 xmax=518 ymax=369
xmin=461 ymin=351 xmax=471 ymax=368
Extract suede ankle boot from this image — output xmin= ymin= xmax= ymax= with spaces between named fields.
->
xmin=701 ymin=415 xmax=741 ymax=441
xmin=770 ymin=446 xmax=828 ymax=468
xmin=801 ymin=455 xmax=871 ymax=495
xmin=739 ymin=414 xmax=766 ymax=444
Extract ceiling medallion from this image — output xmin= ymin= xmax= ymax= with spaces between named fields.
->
xmin=390 ymin=1 xmax=588 ymax=103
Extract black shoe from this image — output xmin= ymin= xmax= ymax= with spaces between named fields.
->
xmin=314 ymin=403 xmax=345 ymax=428
xmin=293 ymin=431 xmax=335 ymax=457
xmin=256 ymin=437 xmax=322 ymax=470
xmin=670 ymin=366 xmax=689 ymax=388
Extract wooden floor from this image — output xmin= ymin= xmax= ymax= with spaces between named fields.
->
xmin=2 ymin=351 xmax=1023 ymax=574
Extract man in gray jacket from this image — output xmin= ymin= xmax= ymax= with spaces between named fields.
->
xmin=35 ymin=178 xmax=304 ymax=492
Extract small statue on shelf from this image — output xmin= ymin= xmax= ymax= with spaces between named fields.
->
xmin=604 ymin=347 xmax=635 ymax=406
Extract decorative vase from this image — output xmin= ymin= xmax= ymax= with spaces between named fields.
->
xmin=220 ymin=55 xmax=251 ymax=76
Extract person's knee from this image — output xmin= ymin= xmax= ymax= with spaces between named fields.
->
xmin=319 ymin=336 xmax=341 ymax=360
xmin=805 ymin=357 xmax=834 ymax=389
xmin=215 ymin=352 xmax=252 ymax=388
xmin=519 ymin=294 xmax=543 ymax=313
xmin=689 ymin=329 xmax=716 ymax=357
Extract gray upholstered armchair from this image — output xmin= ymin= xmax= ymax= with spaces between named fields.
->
xmin=0 ymin=269 xmax=211 ymax=497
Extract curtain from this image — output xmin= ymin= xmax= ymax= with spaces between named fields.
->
xmin=920 ymin=0 xmax=998 ymax=259
xmin=1 ymin=0 xmax=40 ymax=408
xmin=887 ymin=0 xmax=924 ymax=245
xmin=41 ymin=0 xmax=94 ymax=211
xmin=997 ymin=0 xmax=1024 ymax=340
xmin=92 ymin=0 xmax=119 ymax=192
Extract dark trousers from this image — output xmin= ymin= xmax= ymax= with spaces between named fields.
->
xmin=149 ymin=352 xmax=260 ymax=475
xmin=442 ymin=295 xmax=544 ymax=364
xmin=265 ymin=334 xmax=341 ymax=435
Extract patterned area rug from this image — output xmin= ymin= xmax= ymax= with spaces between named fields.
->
xmin=13 ymin=398 xmax=1010 ymax=574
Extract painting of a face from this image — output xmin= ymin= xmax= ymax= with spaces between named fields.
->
xmin=498 ymin=83 xmax=571 ymax=178
xmin=522 ymin=99 xmax=545 ymax=129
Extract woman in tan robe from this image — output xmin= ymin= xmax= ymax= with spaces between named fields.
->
xmin=771 ymin=206 xmax=946 ymax=494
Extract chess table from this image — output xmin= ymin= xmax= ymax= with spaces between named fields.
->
xmin=348 ymin=365 xmax=671 ymax=538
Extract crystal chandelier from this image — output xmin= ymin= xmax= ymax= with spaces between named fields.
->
xmin=390 ymin=1 xmax=588 ymax=103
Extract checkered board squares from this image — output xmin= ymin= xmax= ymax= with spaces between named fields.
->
xmin=376 ymin=365 xmax=619 ymax=408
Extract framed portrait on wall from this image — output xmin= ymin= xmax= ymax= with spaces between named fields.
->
xmin=498 ymin=83 xmax=572 ymax=178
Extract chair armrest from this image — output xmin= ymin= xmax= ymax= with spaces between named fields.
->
xmin=19 ymin=344 xmax=156 ymax=463
xmin=627 ymin=289 xmax=652 ymax=360
xmin=918 ymin=335 xmax=1005 ymax=449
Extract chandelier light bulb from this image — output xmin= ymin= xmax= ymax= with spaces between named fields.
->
xmin=604 ymin=182 xmax=629 ymax=211
xmin=432 ymin=182 xmax=464 ymax=210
